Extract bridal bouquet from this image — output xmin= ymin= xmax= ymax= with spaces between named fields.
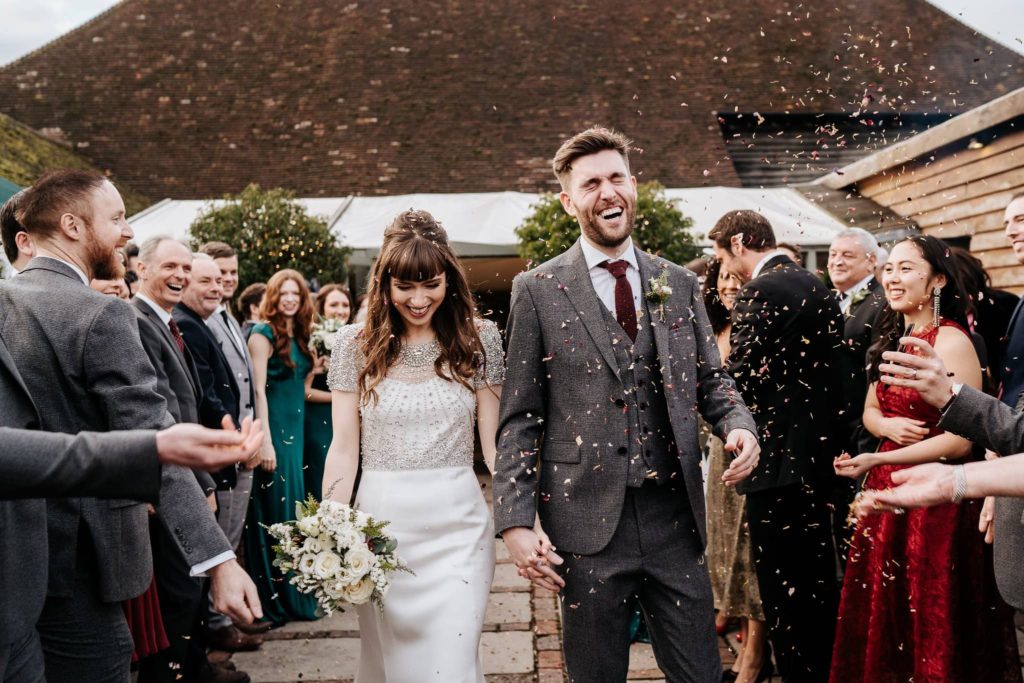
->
xmin=310 ymin=317 xmax=347 ymax=358
xmin=265 ymin=496 xmax=407 ymax=614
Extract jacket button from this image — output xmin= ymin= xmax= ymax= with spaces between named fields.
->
xmin=617 ymin=446 xmax=628 ymax=455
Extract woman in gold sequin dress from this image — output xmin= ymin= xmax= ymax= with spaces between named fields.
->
xmin=322 ymin=210 xmax=552 ymax=682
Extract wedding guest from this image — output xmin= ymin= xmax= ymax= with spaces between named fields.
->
xmin=1 ymin=190 xmax=33 ymax=272
xmin=199 ymin=242 xmax=268 ymax=641
xmin=711 ymin=209 xmax=844 ymax=683
xmin=304 ymin=283 xmax=351 ymax=499
xmin=90 ymin=277 xmax=130 ymax=300
xmin=245 ymin=269 xmax=320 ymax=625
xmin=776 ymin=241 xmax=803 ymax=267
xmin=831 ymin=235 xmax=1020 ymax=682
xmin=124 ymin=241 xmax=140 ymax=281
xmin=237 ymin=282 xmax=266 ymax=338
xmin=353 ymin=293 xmax=369 ymax=324
xmin=702 ymin=259 xmax=769 ymax=683
xmin=0 ymin=169 xmax=259 ymax=682
xmin=495 ymin=128 xmax=759 ymax=682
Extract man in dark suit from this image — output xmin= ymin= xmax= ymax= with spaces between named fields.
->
xmin=1 ymin=190 xmax=33 ymax=274
xmin=495 ymin=128 xmax=760 ymax=682
xmin=134 ymin=237 xmax=257 ymax=681
xmin=711 ymin=209 xmax=846 ymax=682
xmin=0 ymin=170 xmax=260 ymax=683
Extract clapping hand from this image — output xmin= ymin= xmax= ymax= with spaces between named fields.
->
xmin=722 ymin=428 xmax=760 ymax=486
xmin=834 ymin=451 xmax=879 ymax=479
xmin=155 ymin=415 xmax=264 ymax=471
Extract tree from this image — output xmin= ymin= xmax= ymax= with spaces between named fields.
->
xmin=189 ymin=184 xmax=350 ymax=291
xmin=515 ymin=182 xmax=700 ymax=266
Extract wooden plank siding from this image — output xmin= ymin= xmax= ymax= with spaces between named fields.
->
xmin=854 ymin=129 xmax=1024 ymax=294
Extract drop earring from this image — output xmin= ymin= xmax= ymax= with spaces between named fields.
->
xmin=932 ymin=286 xmax=942 ymax=328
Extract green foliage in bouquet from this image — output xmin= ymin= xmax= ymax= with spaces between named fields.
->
xmin=189 ymin=184 xmax=350 ymax=292
xmin=514 ymin=182 xmax=700 ymax=267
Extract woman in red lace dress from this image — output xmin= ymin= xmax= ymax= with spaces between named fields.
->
xmin=831 ymin=235 xmax=1020 ymax=683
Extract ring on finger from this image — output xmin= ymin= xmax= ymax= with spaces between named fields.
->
xmin=911 ymin=369 xmax=918 ymax=379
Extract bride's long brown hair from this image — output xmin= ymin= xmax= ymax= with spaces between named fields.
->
xmin=357 ymin=210 xmax=484 ymax=404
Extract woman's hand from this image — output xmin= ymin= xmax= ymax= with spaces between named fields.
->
xmin=834 ymin=452 xmax=879 ymax=479
xmin=880 ymin=417 xmax=930 ymax=446
xmin=259 ymin=441 xmax=277 ymax=472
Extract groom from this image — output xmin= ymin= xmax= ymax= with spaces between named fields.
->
xmin=494 ymin=127 xmax=760 ymax=682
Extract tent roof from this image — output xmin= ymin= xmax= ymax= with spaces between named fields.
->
xmin=129 ymin=186 xmax=849 ymax=266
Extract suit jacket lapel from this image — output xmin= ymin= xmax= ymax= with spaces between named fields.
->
xmin=554 ymin=241 xmax=620 ymax=376
xmin=635 ymin=248 xmax=672 ymax=364
xmin=133 ymin=299 xmax=200 ymax=397
xmin=214 ymin=312 xmax=245 ymax=359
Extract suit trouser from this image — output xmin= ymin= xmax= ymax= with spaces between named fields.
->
xmin=746 ymin=482 xmax=839 ymax=683
xmin=36 ymin=540 xmax=133 ymax=683
xmin=207 ymin=469 xmax=254 ymax=631
xmin=0 ymin=630 xmax=45 ymax=683
xmin=556 ymin=481 xmax=720 ymax=683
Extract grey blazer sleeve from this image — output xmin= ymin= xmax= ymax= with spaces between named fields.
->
xmin=0 ymin=428 xmax=161 ymax=501
xmin=493 ymin=274 xmax=547 ymax=535
xmin=86 ymin=300 xmax=232 ymax=563
xmin=938 ymin=385 xmax=1024 ymax=457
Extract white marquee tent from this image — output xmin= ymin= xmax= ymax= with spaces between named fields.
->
xmin=128 ymin=187 xmax=849 ymax=267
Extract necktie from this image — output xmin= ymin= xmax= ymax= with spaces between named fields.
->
xmin=168 ymin=318 xmax=186 ymax=355
xmin=600 ymin=260 xmax=638 ymax=342
xmin=221 ymin=310 xmax=244 ymax=351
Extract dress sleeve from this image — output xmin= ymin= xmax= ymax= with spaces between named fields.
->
xmin=473 ymin=318 xmax=506 ymax=390
xmin=327 ymin=324 xmax=364 ymax=393
xmin=251 ymin=321 xmax=274 ymax=343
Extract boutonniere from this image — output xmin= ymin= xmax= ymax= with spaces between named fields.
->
xmin=645 ymin=269 xmax=672 ymax=322
xmin=849 ymin=288 xmax=869 ymax=309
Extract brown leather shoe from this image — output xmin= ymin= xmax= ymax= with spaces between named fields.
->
xmin=234 ymin=619 xmax=273 ymax=636
xmin=205 ymin=625 xmax=263 ymax=652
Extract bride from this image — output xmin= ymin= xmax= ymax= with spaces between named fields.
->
xmin=322 ymin=210 xmax=550 ymax=682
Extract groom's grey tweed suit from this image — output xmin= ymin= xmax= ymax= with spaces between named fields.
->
xmin=494 ymin=241 xmax=756 ymax=682
xmin=0 ymin=258 xmax=232 ymax=682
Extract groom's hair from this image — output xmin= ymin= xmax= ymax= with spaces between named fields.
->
xmin=16 ymin=168 xmax=107 ymax=239
xmin=552 ymin=127 xmax=632 ymax=191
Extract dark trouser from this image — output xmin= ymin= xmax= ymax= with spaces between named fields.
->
xmin=556 ymin=481 xmax=720 ymax=683
xmin=36 ymin=542 xmax=133 ymax=683
xmin=139 ymin=519 xmax=206 ymax=683
xmin=746 ymin=482 xmax=839 ymax=683
xmin=0 ymin=630 xmax=46 ymax=683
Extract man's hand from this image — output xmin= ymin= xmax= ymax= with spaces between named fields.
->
xmin=501 ymin=527 xmax=564 ymax=592
xmin=853 ymin=462 xmax=953 ymax=518
xmin=722 ymin=428 xmax=760 ymax=486
xmin=879 ymin=337 xmax=955 ymax=408
xmin=209 ymin=559 xmax=263 ymax=624
xmin=155 ymin=415 xmax=264 ymax=471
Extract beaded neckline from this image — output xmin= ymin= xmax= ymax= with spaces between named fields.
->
xmin=399 ymin=338 xmax=440 ymax=368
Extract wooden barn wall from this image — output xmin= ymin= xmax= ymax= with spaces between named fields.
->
xmin=854 ymin=129 xmax=1024 ymax=294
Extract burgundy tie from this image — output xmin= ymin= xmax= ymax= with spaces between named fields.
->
xmin=168 ymin=318 xmax=186 ymax=355
xmin=600 ymin=260 xmax=638 ymax=342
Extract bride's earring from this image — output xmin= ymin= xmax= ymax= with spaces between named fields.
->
xmin=932 ymin=286 xmax=942 ymax=328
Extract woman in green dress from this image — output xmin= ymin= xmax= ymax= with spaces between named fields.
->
xmin=245 ymin=269 xmax=320 ymax=625
xmin=303 ymin=283 xmax=351 ymax=500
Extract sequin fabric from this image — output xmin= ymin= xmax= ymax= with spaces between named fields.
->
xmin=327 ymin=320 xmax=505 ymax=471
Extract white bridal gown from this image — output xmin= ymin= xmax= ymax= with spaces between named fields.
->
xmin=328 ymin=322 xmax=502 ymax=683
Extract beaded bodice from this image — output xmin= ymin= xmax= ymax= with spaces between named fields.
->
xmin=327 ymin=321 xmax=505 ymax=471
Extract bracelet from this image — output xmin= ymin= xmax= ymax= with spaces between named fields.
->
xmin=951 ymin=464 xmax=968 ymax=504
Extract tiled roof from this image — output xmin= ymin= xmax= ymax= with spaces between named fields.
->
xmin=1 ymin=0 xmax=1021 ymax=200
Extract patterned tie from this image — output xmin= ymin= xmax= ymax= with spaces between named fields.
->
xmin=168 ymin=318 xmax=186 ymax=355
xmin=600 ymin=260 xmax=638 ymax=342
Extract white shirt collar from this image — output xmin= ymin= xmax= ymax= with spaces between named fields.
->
xmin=135 ymin=292 xmax=173 ymax=325
xmin=840 ymin=274 xmax=875 ymax=299
xmin=579 ymin=235 xmax=638 ymax=272
xmin=751 ymin=249 xmax=791 ymax=280
xmin=35 ymin=255 xmax=89 ymax=286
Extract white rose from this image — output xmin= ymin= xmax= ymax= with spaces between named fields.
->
xmin=346 ymin=544 xmax=376 ymax=578
xmin=334 ymin=525 xmax=362 ymax=550
xmin=297 ymin=553 xmax=317 ymax=575
xmin=334 ymin=566 xmax=355 ymax=586
xmin=344 ymin=576 xmax=376 ymax=604
xmin=313 ymin=551 xmax=342 ymax=579
xmin=302 ymin=537 xmax=323 ymax=554
xmin=296 ymin=515 xmax=320 ymax=536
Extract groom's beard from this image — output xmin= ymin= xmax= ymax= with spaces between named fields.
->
xmin=85 ymin=230 xmax=125 ymax=282
xmin=578 ymin=204 xmax=636 ymax=251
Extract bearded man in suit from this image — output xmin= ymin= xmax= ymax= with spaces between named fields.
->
xmin=0 ymin=169 xmax=261 ymax=683
xmin=494 ymin=128 xmax=760 ymax=682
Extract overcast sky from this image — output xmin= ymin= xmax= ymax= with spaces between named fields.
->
xmin=0 ymin=0 xmax=1021 ymax=66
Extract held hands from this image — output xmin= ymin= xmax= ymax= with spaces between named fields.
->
xmin=502 ymin=525 xmax=564 ymax=593
xmin=878 ymin=336 xmax=955 ymax=409
xmin=721 ymin=428 xmax=760 ymax=486
xmin=155 ymin=415 xmax=265 ymax=471
xmin=834 ymin=452 xmax=879 ymax=479
xmin=209 ymin=559 xmax=264 ymax=624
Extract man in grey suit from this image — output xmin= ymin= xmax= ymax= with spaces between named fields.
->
xmin=0 ymin=327 xmax=264 ymax=683
xmin=198 ymin=242 xmax=261 ymax=639
xmin=494 ymin=128 xmax=760 ymax=682
xmin=0 ymin=169 xmax=260 ymax=683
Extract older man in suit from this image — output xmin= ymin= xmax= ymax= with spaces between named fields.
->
xmin=0 ymin=169 xmax=260 ymax=683
xmin=494 ymin=128 xmax=759 ymax=682
xmin=712 ymin=210 xmax=846 ymax=682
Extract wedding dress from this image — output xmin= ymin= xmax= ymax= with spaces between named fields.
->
xmin=327 ymin=321 xmax=503 ymax=683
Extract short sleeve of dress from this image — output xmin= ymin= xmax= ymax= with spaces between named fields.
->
xmin=250 ymin=321 xmax=274 ymax=343
xmin=473 ymin=319 xmax=506 ymax=390
xmin=327 ymin=324 xmax=365 ymax=393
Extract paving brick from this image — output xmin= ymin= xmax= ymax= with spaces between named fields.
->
xmin=538 ymin=670 xmax=567 ymax=683
xmin=485 ymin=592 xmax=532 ymax=628
xmin=535 ymin=619 xmax=560 ymax=635
xmin=538 ymin=650 xmax=564 ymax=669
xmin=492 ymin=562 xmax=531 ymax=592
xmin=232 ymin=636 xmax=360 ymax=682
xmin=481 ymin=631 xmax=534 ymax=675
xmin=536 ymin=635 xmax=561 ymax=651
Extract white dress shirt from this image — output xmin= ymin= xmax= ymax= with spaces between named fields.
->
xmin=579 ymin=235 xmax=641 ymax=318
xmin=135 ymin=292 xmax=173 ymax=322
xmin=838 ymin=274 xmax=874 ymax=315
